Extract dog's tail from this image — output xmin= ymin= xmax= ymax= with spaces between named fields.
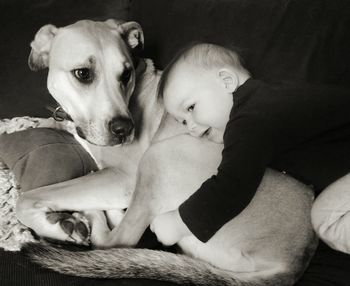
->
xmin=22 ymin=243 xmax=294 ymax=286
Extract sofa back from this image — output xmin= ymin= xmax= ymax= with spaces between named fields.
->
xmin=129 ymin=0 xmax=350 ymax=85
xmin=1 ymin=0 xmax=349 ymax=118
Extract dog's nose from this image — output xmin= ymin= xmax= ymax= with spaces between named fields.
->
xmin=108 ymin=116 xmax=134 ymax=143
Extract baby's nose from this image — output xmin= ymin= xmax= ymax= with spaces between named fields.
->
xmin=186 ymin=120 xmax=196 ymax=131
xmin=187 ymin=122 xmax=196 ymax=133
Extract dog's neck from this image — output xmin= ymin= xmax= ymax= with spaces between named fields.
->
xmin=134 ymin=57 xmax=147 ymax=79
xmin=129 ymin=58 xmax=165 ymax=142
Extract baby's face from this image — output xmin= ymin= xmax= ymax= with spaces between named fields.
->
xmin=163 ymin=62 xmax=233 ymax=143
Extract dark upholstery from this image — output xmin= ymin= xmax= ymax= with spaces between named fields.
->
xmin=130 ymin=0 xmax=350 ymax=85
xmin=1 ymin=0 xmax=350 ymax=285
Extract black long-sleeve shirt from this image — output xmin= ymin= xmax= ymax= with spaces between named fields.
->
xmin=179 ymin=79 xmax=350 ymax=242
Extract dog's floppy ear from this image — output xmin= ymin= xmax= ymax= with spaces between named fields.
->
xmin=28 ymin=24 xmax=58 ymax=71
xmin=106 ymin=20 xmax=144 ymax=51
xmin=118 ymin=21 xmax=144 ymax=50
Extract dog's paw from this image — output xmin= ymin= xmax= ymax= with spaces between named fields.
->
xmin=46 ymin=211 xmax=90 ymax=245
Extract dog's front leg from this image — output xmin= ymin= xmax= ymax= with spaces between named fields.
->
xmin=16 ymin=168 xmax=135 ymax=242
xmin=87 ymin=176 xmax=156 ymax=248
xmin=87 ymin=144 xmax=168 ymax=248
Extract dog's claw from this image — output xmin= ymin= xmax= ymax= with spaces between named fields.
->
xmin=46 ymin=212 xmax=71 ymax=224
xmin=75 ymin=221 xmax=89 ymax=240
xmin=60 ymin=219 xmax=74 ymax=235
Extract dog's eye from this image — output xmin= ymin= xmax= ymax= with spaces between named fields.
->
xmin=120 ymin=68 xmax=132 ymax=86
xmin=73 ymin=68 xmax=93 ymax=83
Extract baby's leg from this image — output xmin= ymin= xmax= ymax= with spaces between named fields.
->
xmin=311 ymin=173 xmax=350 ymax=253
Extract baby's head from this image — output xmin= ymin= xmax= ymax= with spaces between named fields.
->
xmin=158 ymin=43 xmax=250 ymax=143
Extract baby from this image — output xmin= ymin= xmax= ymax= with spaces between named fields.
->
xmin=150 ymin=43 xmax=350 ymax=254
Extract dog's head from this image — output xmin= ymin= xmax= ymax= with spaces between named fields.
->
xmin=28 ymin=19 xmax=144 ymax=146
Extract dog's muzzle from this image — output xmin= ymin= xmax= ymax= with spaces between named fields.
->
xmin=109 ymin=116 xmax=134 ymax=144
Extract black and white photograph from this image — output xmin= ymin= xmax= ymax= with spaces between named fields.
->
xmin=0 ymin=0 xmax=350 ymax=285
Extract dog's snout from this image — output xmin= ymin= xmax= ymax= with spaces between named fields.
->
xmin=109 ymin=117 xmax=134 ymax=143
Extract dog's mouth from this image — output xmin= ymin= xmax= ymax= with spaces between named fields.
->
xmin=49 ymin=105 xmax=73 ymax=122
xmin=111 ymin=131 xmax=134 ymax=146
xmin=74 ymin=125 xmax=134 ymax=147
xmin=76 ymin=126 xmax=87 ymax=140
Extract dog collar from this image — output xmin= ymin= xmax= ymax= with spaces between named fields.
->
xmin=47 ymin=105 xmax=73 ymax=122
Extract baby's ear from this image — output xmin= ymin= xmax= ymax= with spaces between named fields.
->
xmin=218 ymin=69 xmax=238 ymax=92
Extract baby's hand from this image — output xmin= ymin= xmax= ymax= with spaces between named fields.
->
xmin=150 ymin=209 xmax=192 ymax=246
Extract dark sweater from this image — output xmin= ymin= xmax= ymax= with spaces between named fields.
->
xmin=179 ymin=79 xmax=350 ymax=242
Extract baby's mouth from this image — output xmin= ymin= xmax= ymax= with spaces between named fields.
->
xmin=200 ymin=128 xmax=211 ymax=138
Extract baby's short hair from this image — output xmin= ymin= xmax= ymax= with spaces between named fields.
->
xmin=158 ymin=43 xmax=249 ymax=100
xmin=181 ymin=43 xmax=246 ymax=70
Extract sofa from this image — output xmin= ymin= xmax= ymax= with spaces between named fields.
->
xmin=1 ymin=0 xmax=350 ymax=285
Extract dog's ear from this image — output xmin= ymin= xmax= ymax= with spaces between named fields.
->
xmin=105 ymin=20 xmax=144 ymax=51
xmin=118 ymin=21 xmax=144 ymax=51
xmin=28 ymin=24 xmax=58 ymax=71
xmin=119 ymin=21 xmax=144 ymax=50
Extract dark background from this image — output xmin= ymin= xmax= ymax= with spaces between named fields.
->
xmin=1 ymin=0 xmax=349 ymax=119
xmin=1 ymin=0 xmax=350 ymax=285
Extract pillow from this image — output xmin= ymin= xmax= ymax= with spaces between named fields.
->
xmin=0 ymin=128 xmax=98 ymax=192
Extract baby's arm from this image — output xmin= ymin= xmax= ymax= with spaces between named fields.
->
xmin=178 ymin=116 xmax=286 ymax=243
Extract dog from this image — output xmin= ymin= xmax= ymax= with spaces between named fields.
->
xmin=18 ymin=19 xmax=317 ymax=285
xmin=16 ymin=19 xmax=175 ymax=243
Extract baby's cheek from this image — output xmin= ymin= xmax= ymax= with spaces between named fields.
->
xmin=209 ymin=129 xmax=224 ymax=144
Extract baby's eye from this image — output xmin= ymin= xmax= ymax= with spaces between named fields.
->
xmin=187 ymin=104 xmax=195 ymax=112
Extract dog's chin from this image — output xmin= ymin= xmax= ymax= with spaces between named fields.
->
xmin=75 ymin=126 xmax=135 ymax=146
xmin=80 ymin=133 xmax=135 ymax=147
xmin=109 ymin=133 xmax=135 ymax=146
